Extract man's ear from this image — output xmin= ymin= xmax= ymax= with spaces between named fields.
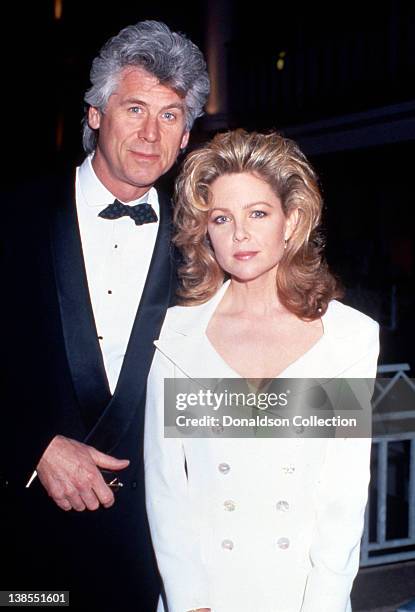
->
xmin=180 ymin=130 xmax=190 ymax=150
xmin=88 ymin=106 xmax=101 ymax=130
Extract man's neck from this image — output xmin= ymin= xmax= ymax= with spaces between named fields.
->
xmin=90 ymin=154 xmax=153 ymax=202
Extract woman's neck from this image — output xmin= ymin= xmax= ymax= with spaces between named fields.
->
xmin=222 ymin=275 xmax=287 ymax=318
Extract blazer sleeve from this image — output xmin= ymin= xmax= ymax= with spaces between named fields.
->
xmin=300 ymin=319 xmax=380 ymax=612
xmin=144 ymin=347 xmax=212 ymax=612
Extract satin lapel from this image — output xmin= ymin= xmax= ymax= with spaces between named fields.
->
xmin=84 ymin=189 xmax=175 ymax=453
xmin=48 ymin=171 xmax=111 ymax=430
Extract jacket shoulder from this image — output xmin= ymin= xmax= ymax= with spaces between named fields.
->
xmin=3 ymin=170 xmax=75 ymax=223
xmin=160 ymin=302 xmax=208 ymax=335
xmin=327 ymin=299 xmax=379 ymax=338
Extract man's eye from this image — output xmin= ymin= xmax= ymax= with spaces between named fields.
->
xmin=162 ymin=112 xmax=176 ymax=121
xmin=129 ymin=106 xmax=142 ymax=114
xmin=250 ymin=210 xmax=267 ymax=218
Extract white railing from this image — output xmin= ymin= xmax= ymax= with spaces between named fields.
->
xmin=361 ymin=364 xmax=415 ymax=566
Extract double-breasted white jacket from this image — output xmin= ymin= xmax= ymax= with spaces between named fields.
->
xmin=144 ymin=280 xmax=380 ymax=612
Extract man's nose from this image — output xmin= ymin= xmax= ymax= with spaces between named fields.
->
xmin=139 ymin=115 xmax=160 ymax=142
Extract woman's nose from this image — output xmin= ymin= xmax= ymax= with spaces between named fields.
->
xmin=232 ymin=220 xmax=249 ymax=242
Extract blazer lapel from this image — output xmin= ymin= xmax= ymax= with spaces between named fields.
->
xmin=153 ymin=284 xmax=354 ymax=382
xmin=154 ymin=280 xmax=233 ymax=381
xmin=48 ymin=171 xmax=111 ymax=431
xmin=84 ymin=189 xmax=175 ymax=453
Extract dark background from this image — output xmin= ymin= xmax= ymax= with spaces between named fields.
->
xmin=6 ymin=0 xmax=415 ymax=368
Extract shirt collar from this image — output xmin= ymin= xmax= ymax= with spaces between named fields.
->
xmin=77 ymin=155 xmax=158 ymax=214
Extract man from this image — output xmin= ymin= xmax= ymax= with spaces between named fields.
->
xmin=2 ymin=20 xmax=209 ymax=612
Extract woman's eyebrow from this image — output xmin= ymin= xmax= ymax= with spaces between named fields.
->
xmin=210 ymin=201 xmax=274 ymax=213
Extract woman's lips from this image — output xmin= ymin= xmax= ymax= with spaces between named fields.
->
xmin=233 ymin=251 xmax=259 ymax=260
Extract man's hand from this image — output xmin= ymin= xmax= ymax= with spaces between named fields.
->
xmin=36 ymin=435 xmax=130 ymax=512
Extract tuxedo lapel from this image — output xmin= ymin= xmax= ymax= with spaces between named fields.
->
xmin=48 ymin=171 xmax=111 ymax=431
xmin=84 ymin=189 xmax=175 ymax=453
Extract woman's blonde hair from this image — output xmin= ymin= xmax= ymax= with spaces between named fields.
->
xmin=174 ymin=129 xmax=343 ymax=319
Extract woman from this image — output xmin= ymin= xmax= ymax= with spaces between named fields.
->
xmin=145 ymin=130 xmax=379 ymax=612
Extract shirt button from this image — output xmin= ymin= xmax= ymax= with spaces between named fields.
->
xmin=276 ymin=500 xmax=290 ymax=512
xmin=108 ymin=290 xmax=112 ymax=294
xmin=131 ymin=480 xmax=137 ymax=489
xmin=221 ymin=539 xmax=234 ymax=550
xmin=218 ymin=463 xmax=231 ymax=475
xmin=282 ymin=465 xmax=295 ymax=474
xmin=277 ymin=537 xmax=290 ymax=550
xmin=224 ymin=500 xmax=236 ymax=512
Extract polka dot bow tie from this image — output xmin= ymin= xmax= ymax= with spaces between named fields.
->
xmin=98 ymin=199 xmax=158 ymax=225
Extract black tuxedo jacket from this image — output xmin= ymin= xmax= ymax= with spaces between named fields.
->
xmin=2 ymin=170 xmax=175 ymax=611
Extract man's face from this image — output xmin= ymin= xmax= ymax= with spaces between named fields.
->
xmin=88 ymin=67 xmax=190 ymax=201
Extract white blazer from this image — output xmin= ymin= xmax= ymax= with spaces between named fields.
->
xmin=145 ymin=280 xmax=380 ymax=612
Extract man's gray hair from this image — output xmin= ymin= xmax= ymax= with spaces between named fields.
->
xmin=82 ymin=20 xmax=210 ymax=153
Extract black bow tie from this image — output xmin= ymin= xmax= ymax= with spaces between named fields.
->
xmin=98 ymin=199 xmax=158 ymax=225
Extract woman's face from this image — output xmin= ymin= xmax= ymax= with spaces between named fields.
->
xmin=207 ymin=172 xmax=297 ymax=282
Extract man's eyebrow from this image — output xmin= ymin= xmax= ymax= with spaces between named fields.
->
xmin=122 ymin=97 xmax=185 ymax=111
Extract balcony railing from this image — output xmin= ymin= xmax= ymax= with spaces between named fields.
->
xmin=361 ymin=364 xmax=415 ymax=566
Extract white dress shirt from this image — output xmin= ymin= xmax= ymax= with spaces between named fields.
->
xmin=76 ymin=155 xmax=159 ymax=393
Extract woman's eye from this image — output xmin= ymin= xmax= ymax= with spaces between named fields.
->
xmin=250 ymin=210 xmax=266 ymax=218
xmin=212 ymin=215 xmax=229 ymax=224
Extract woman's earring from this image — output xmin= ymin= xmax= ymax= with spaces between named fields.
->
xmin=284 ymin=239 xmax=288 ymax=250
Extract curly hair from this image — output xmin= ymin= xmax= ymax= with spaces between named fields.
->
xmin=82 ymin=20 xmax=210 ymax=153
xmin=173 ymin=129 xmax=343 ymax=319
